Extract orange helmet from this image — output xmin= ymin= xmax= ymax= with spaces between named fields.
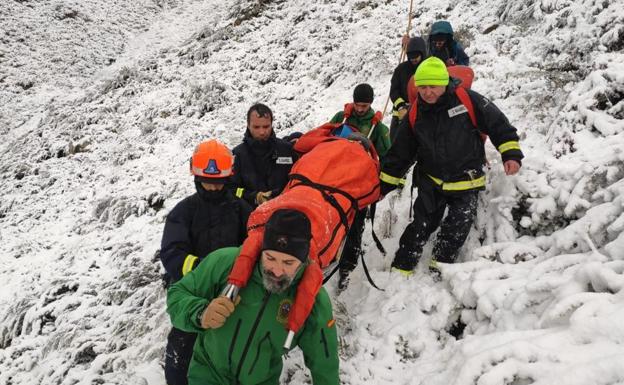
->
xmin=189 ymin=139 xmax=234 ymax=183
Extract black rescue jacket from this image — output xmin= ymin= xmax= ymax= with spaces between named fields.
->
xmin=160 ymin=184 xmax=252 ymax=283
xmin=390 ymin=37 xmax=427 ymax=116
xmin=230 ymin=130 xmax=298 ymax=207
xmin=381 ymin=85 xmax=523 ymax=193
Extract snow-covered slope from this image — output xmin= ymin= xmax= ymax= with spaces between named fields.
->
xmin=1 ymin=0 xmax=623 ymax=384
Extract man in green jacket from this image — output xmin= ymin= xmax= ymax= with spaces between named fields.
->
xmin=167 ymin=209 xmax=339 ymax=385
xmin=329 ymin=83 xmax=391 ymax=290
xmin=329 ymin=83 xmax=391 ymax=157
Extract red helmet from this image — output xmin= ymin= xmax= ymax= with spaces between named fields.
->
xmin=189 ymin=139 xmax=234 ymax=183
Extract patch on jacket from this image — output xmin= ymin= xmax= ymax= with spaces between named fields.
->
xmin=448 ymin=105 xmax=468 ymax=118
xmin=276 ymin=156 xmax=293 ymax=165
xmin=276 ymin=299 xmax=293 ymax=325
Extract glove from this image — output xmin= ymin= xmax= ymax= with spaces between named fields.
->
xmin=401 ymin=34 xmax=410 ymax=48
xmin=255 ymin=191 xmax=273 ymax=205
xmin=200 ymin=296 xmax=240 ymax=329
xmin=397 ymin=107 xmax=408 ymax=120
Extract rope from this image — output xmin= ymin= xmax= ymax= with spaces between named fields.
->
xmin=380 ymin=0 xmax=415 ymax=119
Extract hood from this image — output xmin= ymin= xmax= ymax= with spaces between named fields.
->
xmin=194 ymin=181 xmax=228 ymax=201
xmin=430 ymin=20 xmax=454 ymax=36
xmin=406 ymin=36 xmax=427 ymax=56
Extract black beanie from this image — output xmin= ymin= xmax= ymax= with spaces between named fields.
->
xmin=353 ymin=83 xmax=374 ymax=104
xmin=262 ymin=209 xmax=312 ymax=263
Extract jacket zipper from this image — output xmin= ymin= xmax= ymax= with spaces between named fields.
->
xmin=248 ymin=331 xmax=271 ymax=375
xmin=234 ymin=290 xmax=271 ymax=383
xmin=228 ymin=319 xmax=242 ymax=372
xmin=320 ymin=328 xmax=330 ymax=358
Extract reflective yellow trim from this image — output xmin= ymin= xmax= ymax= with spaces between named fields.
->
xmin=393 ymin=97 xmax=406 ymax=107
xmin=235 ymin=188 xmax=245 ymax=198
xmin=428 ymin=174 xmax=486 ymax=191
xmin=497 ymin=141 xmax=521 ymax=154
xmin=429 ymin=259 xmax=439 ymax=269
xmin=392 ymin=267 xmax=413 ymax=277
xmin=428 ymin=175 xmax=444 ymax=185
xmin=182 ymin=254 xmax=198 ymax=276
xmin=392 ymin=110 xmax=400 ymax=117
xmin=380 ymin=172 xmax=406 ymax=186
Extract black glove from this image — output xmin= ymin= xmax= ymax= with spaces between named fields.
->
xmin=396 ymin=101 xmax=408 ymax=111
xmin=282 ymin=131 xmax=303 ymax=144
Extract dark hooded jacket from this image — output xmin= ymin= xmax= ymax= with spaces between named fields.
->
xmin=390 ymin=36 xmax=427 ymax=114
xmin=160 ymin=183 xmax=252 ymax=283
xmin=230 ymin=130 xmax=298 ymax=207
xmin=381 ymin=85 xmax=523 ymax=193
xmin=428 ymin=21 xmax=469 ymax=66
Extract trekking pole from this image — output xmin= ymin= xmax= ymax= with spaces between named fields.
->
xmin=380 ymin=0 xmax=415 ymax=119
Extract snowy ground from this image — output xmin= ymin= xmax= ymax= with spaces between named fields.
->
xmin=1 ymin=0 xmax=623 ymax=384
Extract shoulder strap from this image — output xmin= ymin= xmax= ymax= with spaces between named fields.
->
xmin=343 ymin=103 xmax=354 ymax=122
xmin=456 ymin=88 xmax=487 ymax=143
xmin=288 ymin=173 xmax=356 ymax=258
xmin=455 ymin=87 xmax=477 ymax=127
xmin=408 ymin=101 xmax=418 ymax=131
xmin=371 ymin=110 xmax=383 ymax=126
xmin=366 ymin=110 xmax=384 ymax=140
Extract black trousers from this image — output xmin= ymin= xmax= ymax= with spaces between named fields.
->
xmin=164 ymin=327 xmax=197 ymax=385
xmin=391 ymin=179 xmax=478 ymax=271
xmin=338 ymin=209 xmax=367 ymax=273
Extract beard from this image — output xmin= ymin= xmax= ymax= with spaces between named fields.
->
xmin=261 ymin=268 xmax=294 ymax=294
xmin=260 ymin=261 xmax=307 ymax=294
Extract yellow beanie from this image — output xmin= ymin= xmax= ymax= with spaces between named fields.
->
xmin=414 ymin=57 xmax=449 ymax=86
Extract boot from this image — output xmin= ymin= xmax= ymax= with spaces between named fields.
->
xmin=390 ymin=252 xmax=418 ymax=274
xmin=428 ymin=258 xmax=441 ymax=282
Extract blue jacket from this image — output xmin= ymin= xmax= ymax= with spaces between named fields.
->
xmin=428 ymin=21 xmax=470 ymax=66
xmin=160 ymin=185 xmax=251 ymax=283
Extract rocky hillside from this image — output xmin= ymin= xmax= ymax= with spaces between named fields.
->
xmin=0 ymin=0 xmax=623 ymax=384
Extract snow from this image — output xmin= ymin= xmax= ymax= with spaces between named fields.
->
xmin=1 ymin=0 xmax=623 ymax=384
